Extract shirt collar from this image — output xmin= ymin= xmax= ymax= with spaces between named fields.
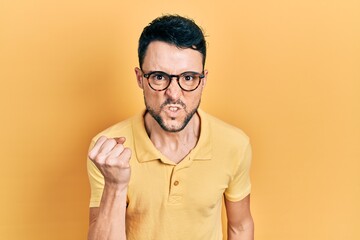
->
xmin=132 ymin=109 xmax=212 ymax=163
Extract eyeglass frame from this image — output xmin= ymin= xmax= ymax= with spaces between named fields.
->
xmin=141 ymin=70 xmax=205 ymax=92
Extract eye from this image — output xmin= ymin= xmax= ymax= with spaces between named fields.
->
xmin=183 ymin=74 xmax=194 ymax=81
xmin=156 ymin=75 xmax=164 ymax=80
xmin=151 ymin=73 xmax=166 ymax=81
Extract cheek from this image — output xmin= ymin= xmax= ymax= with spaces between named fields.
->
xmin=186 ymin=92 xmax=202 ymax=105
xmin=144 ymin=90 xmax=163 ymax=107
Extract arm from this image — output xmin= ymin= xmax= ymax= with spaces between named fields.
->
xmin=224 ymin=194 xmax=254 ymax=240
xmin=87 ymin=136 xmax=132 ymax=240
xmin=88 ymin=185 xmax=127 ymax=240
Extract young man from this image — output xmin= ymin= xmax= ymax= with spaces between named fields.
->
xmin=87 ymin=15 xmax=254 ymax=240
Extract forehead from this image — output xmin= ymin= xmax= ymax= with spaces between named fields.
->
xmin=142 ymin=41 xmax=203 ymax=73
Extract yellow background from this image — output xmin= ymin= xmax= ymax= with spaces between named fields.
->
xmin=1 ymin=0 xmax=359 ymax=239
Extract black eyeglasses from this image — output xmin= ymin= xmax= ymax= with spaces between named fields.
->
xmin=142 ymin=70 xmax=205 ymax=92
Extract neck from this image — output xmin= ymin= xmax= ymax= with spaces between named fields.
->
xmin=144 ymin=111 xmax=200 ymax=163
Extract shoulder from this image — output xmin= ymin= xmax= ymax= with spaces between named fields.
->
xmin=91 ymin=114 xmax=141 ymax=143
xmin=201 ymin=110 xmax=250 ymax=147
xmin=199 ymin=110 xmax=252 ymax=173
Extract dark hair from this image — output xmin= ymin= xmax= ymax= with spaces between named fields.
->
xmin=138 ymin=15 xmax=207 ymax=69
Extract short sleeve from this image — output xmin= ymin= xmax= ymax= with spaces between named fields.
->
xmin=224 ymin=141 xmax=252 ymax=202
xmin=87 ymin=139 xmax=105 ymax=208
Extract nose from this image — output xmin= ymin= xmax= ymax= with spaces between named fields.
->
xmin=165 ymin=77 xmax=182 ymax=100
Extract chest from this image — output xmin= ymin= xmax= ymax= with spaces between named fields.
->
xmin=126 ymin=159 xmax=231 ymax=211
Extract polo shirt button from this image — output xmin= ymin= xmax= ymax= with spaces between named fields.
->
xmin=174 ymin=180 xmax=179 ymax=186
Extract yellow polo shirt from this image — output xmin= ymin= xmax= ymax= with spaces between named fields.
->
xmin=87 ymin=109 xmax=252 ymax=240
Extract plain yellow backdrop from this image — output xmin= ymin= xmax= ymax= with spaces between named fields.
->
xmin=1 ymin=0 xmax=359 ymax=239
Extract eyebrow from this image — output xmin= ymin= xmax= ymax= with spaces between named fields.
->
xmin=144 ymin=70 xmax=202 ymax=74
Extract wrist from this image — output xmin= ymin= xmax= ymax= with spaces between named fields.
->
xmin=104 ymin=182 xmax=128 ymax=197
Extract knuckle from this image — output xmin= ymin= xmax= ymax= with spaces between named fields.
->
xmin=99 ymin=135 xmax=108 ymax=141
xmin=88 ymin=151 xmax=95 ymax=160
xmin=124 ymin=148 xmax=132 ymax=155
xmin=102 ymin=139 xmax=117 ymax=150
xmin=116 ymin=144 xmax=125 ymax=152
xmin=105 ymin=157 xmax=119 ymax=166
xmin=94 ymin=153 xmax=106 ymax=164
xmin=118 ymin=161 xmax=127 ymax=168
xmin=107 ymin=138 xmax=117 ymax=145
xmin=96 ymin=136 xmax=107 ymax=145
xmin=122 ymin=148 xmax=132 ymax=160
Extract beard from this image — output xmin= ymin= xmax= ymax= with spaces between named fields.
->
xmin=145 ymin=97 xmax=200 ymax=133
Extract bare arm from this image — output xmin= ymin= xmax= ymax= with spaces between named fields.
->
xmin=87 ymin=136 xmax=131 ymax=240
xmin=225 ymin=194 xmax=254 ymax=240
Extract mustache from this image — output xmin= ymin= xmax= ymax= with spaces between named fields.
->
xmin=160 ymin=99 xmax=186 ymax=109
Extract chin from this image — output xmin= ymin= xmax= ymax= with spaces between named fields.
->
xmin=162 ymin=120 xmax=186 ymax=132
xmin=146 ymin=101 xmax=200 ymax=133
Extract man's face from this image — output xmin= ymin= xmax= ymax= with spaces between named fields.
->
xmin=135 ymin=41 xmax=208 ymax=132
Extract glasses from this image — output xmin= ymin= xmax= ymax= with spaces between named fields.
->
xmin=142 ymin=70 xmax=205 ymax=92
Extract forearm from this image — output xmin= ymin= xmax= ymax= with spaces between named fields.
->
xmin=88 ymin=184 xmax=128 ymax=240
xmin=227 ymin=219 xmax=254 ymax=240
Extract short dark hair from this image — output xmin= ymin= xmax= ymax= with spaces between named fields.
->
xmin=138 ymin=15 xmax=207 ymax=69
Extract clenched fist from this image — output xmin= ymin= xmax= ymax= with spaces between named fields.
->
xmin=88 ymin=136 xmax=132 ymax=188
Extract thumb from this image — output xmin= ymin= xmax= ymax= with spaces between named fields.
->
xmin=114 ymin=137 xmax=126 ymax=145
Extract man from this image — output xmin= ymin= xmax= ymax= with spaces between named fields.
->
xmin=87 ymin=15 xmax=254 ymax=240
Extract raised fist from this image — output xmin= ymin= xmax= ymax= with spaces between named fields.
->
xmin=88 ymin=136 xmax=132 ymax=187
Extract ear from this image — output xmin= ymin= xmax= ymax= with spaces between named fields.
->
xmin=201 ymin=69 xmax=208 ymax=88
xmin=134 ymin=67 xmax=144 ymax=89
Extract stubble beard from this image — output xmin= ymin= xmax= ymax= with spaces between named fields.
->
xmin=145 ymin=97 xmax=201 ymax=133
